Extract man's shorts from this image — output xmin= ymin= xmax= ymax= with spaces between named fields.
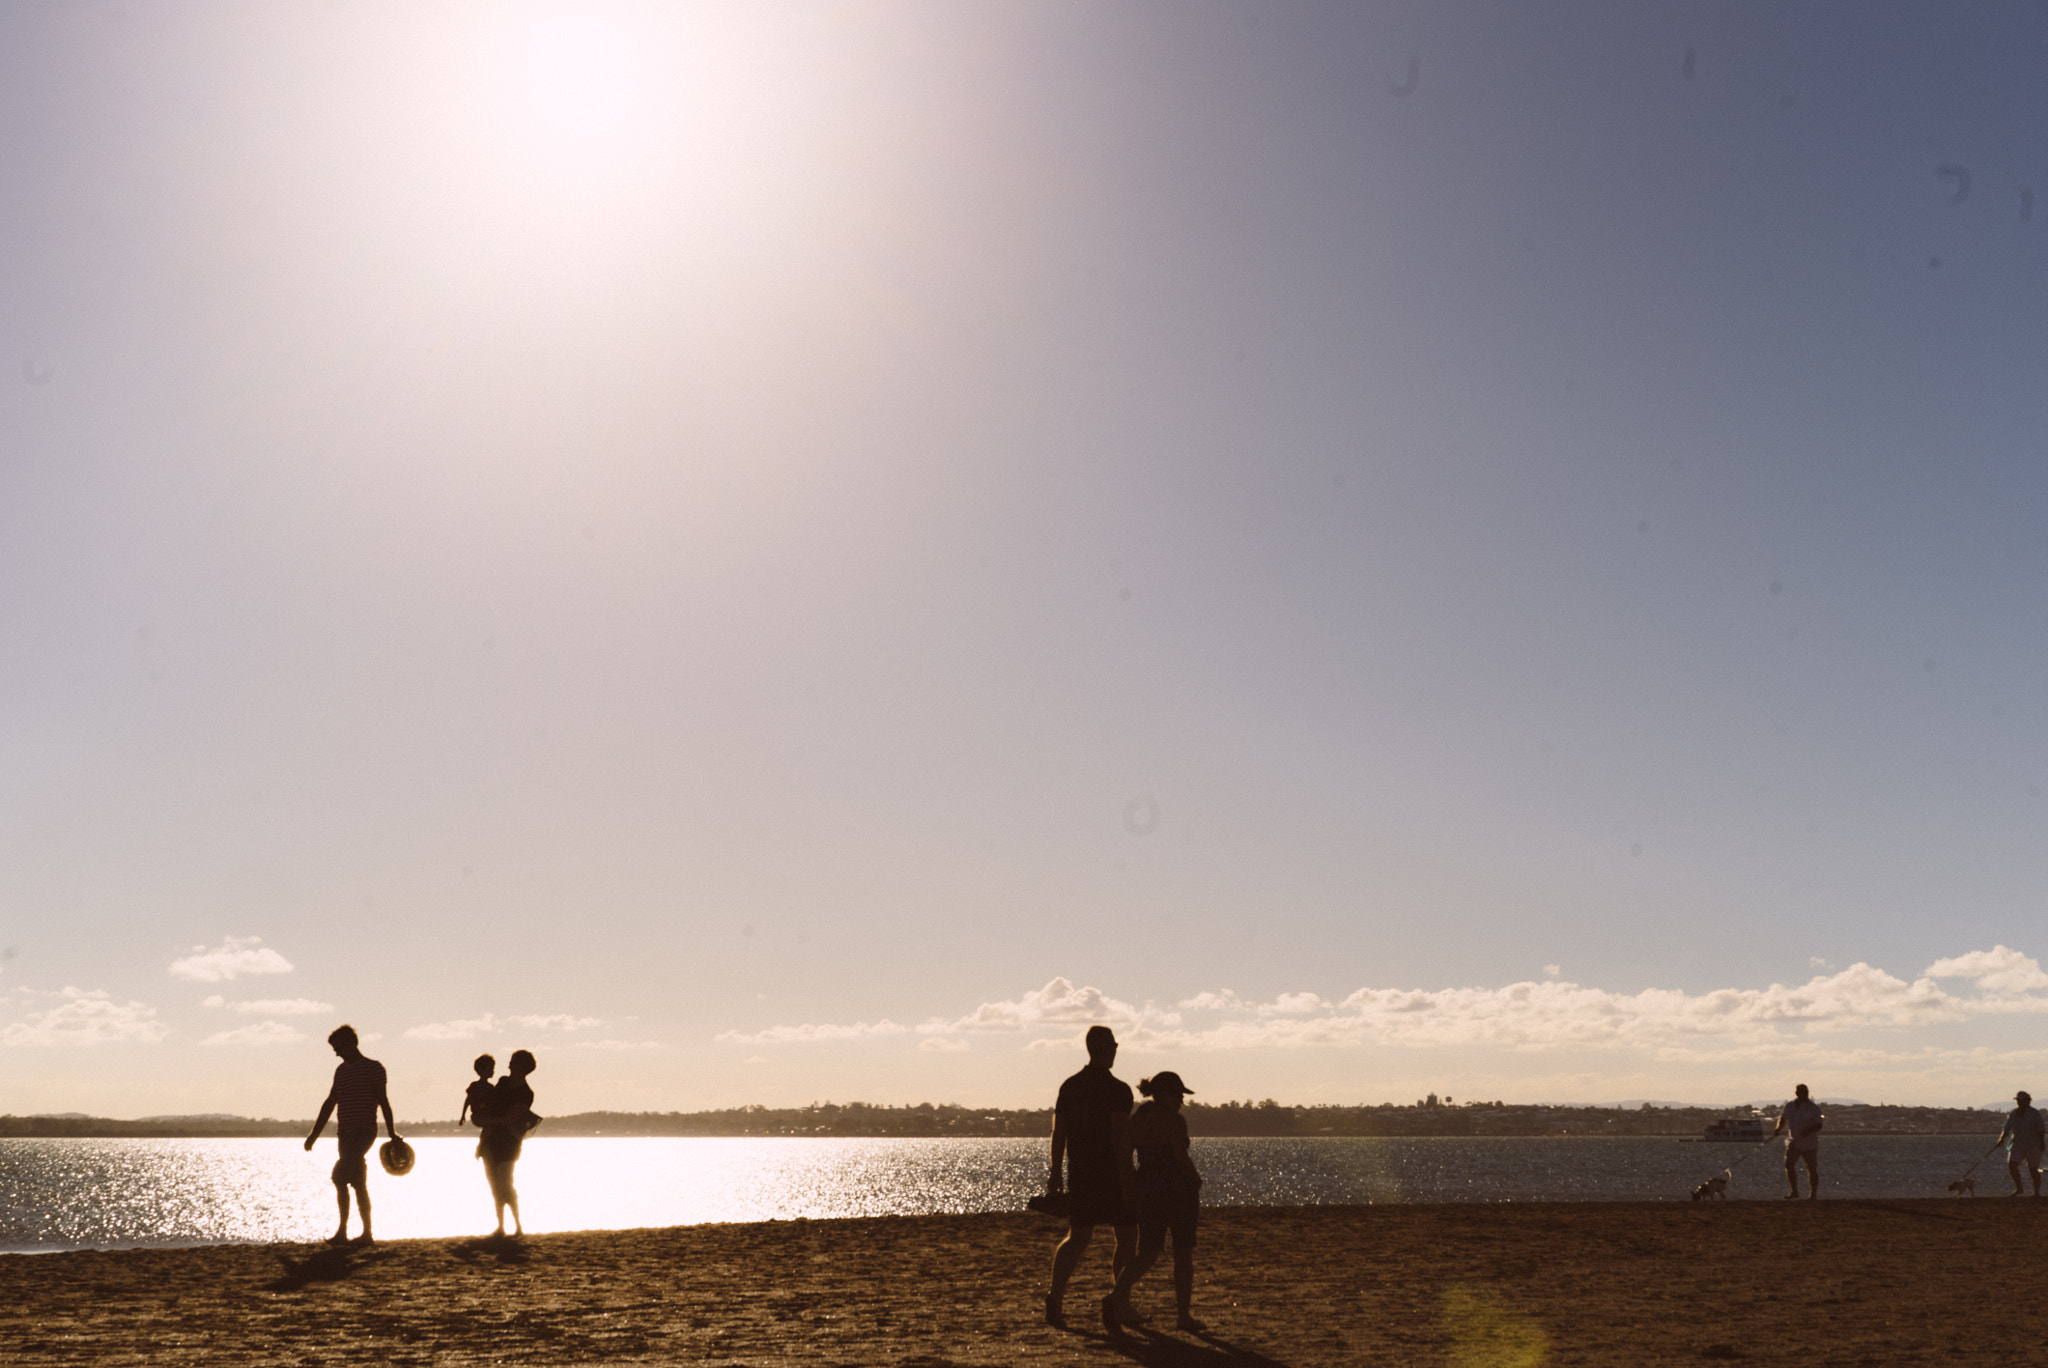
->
xmin=2011 ymin=1146 xmax=2045 ymax=1168
xmin=333 ymin=1131 xmax=375 ymax=1185
xmin=1066 ymin=1176 xmax=1134 ymax=1230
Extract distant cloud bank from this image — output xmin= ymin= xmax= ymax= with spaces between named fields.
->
xmin=718 ymin=947 xmax=2048 ymax=1061
xmin=2 ymin=988 xmax=168 ymax=1047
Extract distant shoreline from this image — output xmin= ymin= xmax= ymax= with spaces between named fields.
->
xmin=0 ymin=1100 xmax=2002 ymax=1140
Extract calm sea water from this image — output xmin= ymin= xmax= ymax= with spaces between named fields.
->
xmin=0 ymin=1134 xmax=2003 ymax=1252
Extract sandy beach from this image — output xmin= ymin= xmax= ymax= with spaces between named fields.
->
xmin=1 ymin=1200 xmax=2037 ymax=1365
xmin=8 ymin=1204 xmax=2039 ymax=1359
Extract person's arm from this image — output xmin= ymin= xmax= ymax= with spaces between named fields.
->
xmin=304 ymin=1093 xmax=336 ymax=1151
xmin=1173 ymin=1114 xmax=1201 ymax=1189
xmin=458 ymin=1095 xmax=471 ymax=1127
xmin=1112 ymin=1109 xmax=1135 ymax=1205
xmin=1047 ymin=1110 xmax=1067 ymax=1193
xmin=380 ymin=1080 xmax=400 ymax=1140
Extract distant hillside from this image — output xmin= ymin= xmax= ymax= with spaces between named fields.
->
xmin=0 ymin=1099 xmax=2000 ymax=1141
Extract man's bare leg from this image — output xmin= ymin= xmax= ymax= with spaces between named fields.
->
xmin=1048 ymin=1224 xmax=1094 ymax=1324
xmin=1802 ymin=1152 xmax=1819 ymax=1199
xmin=352 ymin=1181 xmax=374 ymax=1242
xmin=1108 ymin=1225 xmax=1139 ymax=1321
xmin=1783 ymin=1157 xmax=1800 ymax=1199
xmin=1106 ymin=1240 xmax=1161 ymax=1332
xmin=330 ymin=1180 xmax=352 ymax=1242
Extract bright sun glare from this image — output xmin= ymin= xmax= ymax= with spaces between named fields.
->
xmin=489 ymin=10 xmax=667 ymax=185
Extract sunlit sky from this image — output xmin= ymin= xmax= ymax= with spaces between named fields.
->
xmin=4 ymin=2 xmax=2046 ymax=1119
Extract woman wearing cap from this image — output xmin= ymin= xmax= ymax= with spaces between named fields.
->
xmin=1999 ymin=1090 xmax=2045 ymax=1197
xmin=1103 ymin=1071 xmax=1204 ymax=1334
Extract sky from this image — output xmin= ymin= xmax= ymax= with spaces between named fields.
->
xmin=3 ymin=1 xmax=2046 ymax=1120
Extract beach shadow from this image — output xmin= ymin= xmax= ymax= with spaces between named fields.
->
xmin=448 ymin=1233 xmax=533 ymax=1266
xmin=1866 ymin=1202 xmax=1961 ymax=1223
xmin=263 ymin=1243 xmax=395 ymax=1293
xmin=1091 ymin=1327 xmax=1292 ymax=1368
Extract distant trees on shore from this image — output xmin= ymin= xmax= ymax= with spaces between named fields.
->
xmin=0 ymin=1100 xmax=2001 ymax=1139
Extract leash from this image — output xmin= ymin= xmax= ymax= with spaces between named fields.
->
xmin=1727 ymin=1136 xmax=1774 ymax=1171
xmin=1953 ymin=1138 xmax=2004 ymax=1185
xmin=1688 ymin=1135 xmax=1775 ymax=1195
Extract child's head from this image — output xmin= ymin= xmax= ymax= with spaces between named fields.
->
xmin=473 ymin=1054 xmax=495 ymax=1079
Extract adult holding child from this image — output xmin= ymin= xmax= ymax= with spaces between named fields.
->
xmin=478 ymin=1049 xmax=541 ymax=1237
xmin=1103 ymin=1071 xmax=1204 ymax=1335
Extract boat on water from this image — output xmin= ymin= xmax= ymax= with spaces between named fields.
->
xmin=1701 ymin=1117 xmax=1770 ymax=1142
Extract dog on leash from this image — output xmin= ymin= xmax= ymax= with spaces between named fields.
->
xmin=1691 ymin=1170 xmax=1731 ymax=1201
xmin=1948 ymin=1177 xmax=1976 ymax=1197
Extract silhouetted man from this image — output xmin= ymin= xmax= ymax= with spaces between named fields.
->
xmin=1045 ymin=1024 xmax=1135 ymax=1328
xmin=304 ymin=1023 xmax=400 ymax=1243
xmin=2000 ymin=1090 xmax=2045 ymax=1196
xmin=1772 ymin=1082 xmax=1823 ymax=1199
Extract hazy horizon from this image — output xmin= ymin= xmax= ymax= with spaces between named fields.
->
xmin=5 ymin=2 xmax=2047 ymax=1119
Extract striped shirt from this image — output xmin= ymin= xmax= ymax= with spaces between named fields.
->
xmin=328 ymin=1057 xmax=388 ymax=1137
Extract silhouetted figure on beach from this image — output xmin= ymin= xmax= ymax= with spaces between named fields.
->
xmin=1104 ymin=1071 xmax=1204 ymax=1335
xmin=1773 ymin=1083 xmax=1823 ymax=1199
xmin=1999 ymin=1090 xmax=2044 ymax=1196
xmin=479 ymin=1049 xmax=540 ymax=1237
xmin=303 ymin=1024 xmax=400 ymax=1244
xmin=1045 ymin=1025 xmax=1135 ymax=1329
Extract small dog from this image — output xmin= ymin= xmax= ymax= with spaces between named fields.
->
xmin=1691 ymin=1170 xmax=1731 ymax=1201
xmin=1948 ymin=1177 xmax=1976 ymax=1197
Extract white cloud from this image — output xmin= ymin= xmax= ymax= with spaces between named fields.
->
xmin=1927 ymin=945 xmax=2048 ymax=995
xmin=168 ymin=936 xmax=293 ymax=983
xmin=916 ymin=977 xmax=1141 ymax=1034
xmin=1543 ymin=965 xmax=1562 ymax=978
xmin=1179 ymin=990 xmax=1246 ymax=1012
xmin=202 ymin=1020 xmax=306 ymax=1047
xmin=919 ymin=1036 xmax=970 ymax=1052
xmin=203 ymin=997 xmax=334 ymax=1016
xmin=2 ymin=988 xmax=169 ymax=1047
xmin=404 ymin=1012 xmax=602 ymax=1041
xmin=715 ymin=949 xmax=2048 ymax=1059
xmin=577 ymin=1038 xmax=662 ymax=1050
xmin=716 ymin=1019 xmax=910 ymax=1044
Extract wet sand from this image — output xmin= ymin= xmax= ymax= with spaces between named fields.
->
xmin=0 ymin=1201 xmax=2034 ymax=1365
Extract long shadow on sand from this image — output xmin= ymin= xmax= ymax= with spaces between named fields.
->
xmin=447 ymin=1234 xmax=533 ymax=1267
xmin=264 ymin=1243 xmax=395 ymax=1293
xmin=1089 ymin=1327 xmax=1292 ymax=1368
